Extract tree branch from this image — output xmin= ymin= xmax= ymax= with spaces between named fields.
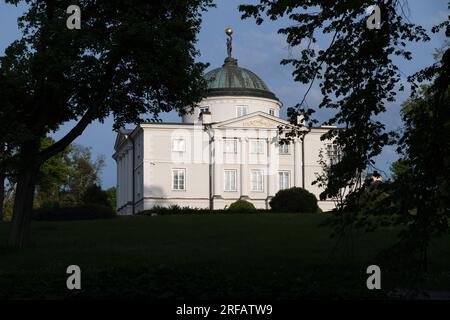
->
xmin=38 ymin=56 xmax=120 ymax=161
xmin=298 ymin=29 xmax=339 ymax=109
xmin=38 ymin=106 xmax=97 ymax=161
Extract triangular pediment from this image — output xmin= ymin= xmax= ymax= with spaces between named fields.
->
xmin=114 ymin=129 xmax=133 ymax=151
xmin=214 ymin=112 xmax=292 ymax=129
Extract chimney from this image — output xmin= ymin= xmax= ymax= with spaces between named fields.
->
xmin=297 ymin=114 xmax=305 ymax=126
xmin=200 ymin=111 xmax=212 ymax=125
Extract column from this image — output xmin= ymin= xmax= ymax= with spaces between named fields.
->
xmin=122 ymin=153 xmax=127 ymax=207
xmin=124 ymin=151 xmax=129 ymax=210
xmin=294 ymin=139 xmax=302 ymax=187
xmin=267 ymin=138 xmax=276 ymax=197
xmin=119 ymin=155 xmax=124 ymax=209
xmin=213 ymin=138 xmax=222 ymax=199
xmin=240 ymin=137 xmax=249 ymax=198
xmin=116 ymin=157 xmax=120 ymax=211
xmin=126 ymin=149 xmax=131 ymax=210
xmin=128 ymin=148 xmax=133 ymax=208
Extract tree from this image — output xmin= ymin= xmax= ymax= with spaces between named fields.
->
xmin=1 ymin=180 xmax=16 ymax=222
xmin=390 ymin=159 xmax=410 ymax=182
xmin=82 ymin=184 xmax=111 ymax=208
xmin=60 ymin=144 xmax=105 ymax=206
xmin=239 ymin=0 xmax=430 ymax=201
xmin=0 ymin=0 xmax=213 ymax=247
xmin=391 ymin=73 xmax=450 ymax=271
xmin=6 ymin=139 xmax=106 ymax=211
xmin=0 ymin=142 xmax=13 ymax=221
xmin=343 ymin=78 xmax=449 ymax=273
xmin=105 ymin=187 xmax=117 ymax=211
xmin=34 ymin=137 xmax=71 ymax=208
xmin=12 ymin=140 xmax=106 ymax=209
xmin=0 ymin=171 xmax=5 ymax=221
xmin=313 ymin=148 xmax=362 ymax=211
xmin=239 ymin=1 xmax=449 ymax=272
xmin=0 ymin=162 xmax=4 ymax=221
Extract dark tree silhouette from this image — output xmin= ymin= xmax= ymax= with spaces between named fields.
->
xmin=240 ymin=1 xmax=449 ymax=270
xmin=240 ymin=0 xmax=432 ymax=199
xmin=0 ymin=0 xmax=213 ymax=247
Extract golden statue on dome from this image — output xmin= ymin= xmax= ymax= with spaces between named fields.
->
xmin=225 ymin=27 xmax=233 ymax=59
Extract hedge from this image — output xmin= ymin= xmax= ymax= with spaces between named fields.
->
xmin=33 ymin=204 xmax=116 ymax=221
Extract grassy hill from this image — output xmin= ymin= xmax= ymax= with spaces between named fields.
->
xmin=0 ymin=213 xmax=449 ymax=299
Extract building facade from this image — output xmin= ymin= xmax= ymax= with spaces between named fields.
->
xmin=113 ymin=32 xmax=337 ymax=214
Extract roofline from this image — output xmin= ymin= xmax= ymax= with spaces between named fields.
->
xmin=140 ymin=122 xmax=194 ymax=125
xmin=203 ymin=94 xmax=283 ymax=107
xmin=139 ymin=122 xmax=194 ymax=126
xmin=206 ymin=88 xmax=279 ymax=101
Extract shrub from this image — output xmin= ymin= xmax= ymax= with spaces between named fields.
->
xmin=228 ymin=199 xmax=256 ymax=212
xmin=270 ymin=187 xmax=319 ymax=213
xmin=82 ymin=184 xmax=112 ymax=208
xmin=141 ymin=205 xmax=207 ymax=215
xmin=40 ymin=200 xmax=61 ymax=210
xmin=139 ymin=204 xmax=265 ymax=216
xmin=33 ymin=204 xmax=116 ymax=221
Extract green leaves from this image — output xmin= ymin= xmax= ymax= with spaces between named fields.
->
xmin=239 ymin=0 xmax=430 ymax=200
xmin=0 ymin=0 xmax=213 ymax=165
xmin=240 ymin=1 xmax=449 ymax=271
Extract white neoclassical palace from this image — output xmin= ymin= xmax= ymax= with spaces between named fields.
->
xmin=113 ymin=31 xmax=337 ymax=215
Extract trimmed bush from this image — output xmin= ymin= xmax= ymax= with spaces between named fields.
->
xmin=33 ymin=204 xmax=116 ymax=221
xmin=140 ymin=206 xmax=265 ymax=216
xmin=269 ymin=187 xmax=319 ymax=213
xmin=228 ymin=199 xmax=256 ymax=212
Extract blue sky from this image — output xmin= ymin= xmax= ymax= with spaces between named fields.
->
xmin=0 ymin=0 xmax=448 ymax=188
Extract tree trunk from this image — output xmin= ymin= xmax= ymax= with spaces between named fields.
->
xmin=0 ymin=170 xmax=5 ymax=221
xmin=8 ymin=163 xmax=40 ymax=248
xmin=0 ymin=142 xmax=5 ymax=221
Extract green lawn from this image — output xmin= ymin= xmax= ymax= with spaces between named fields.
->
xmin=0 ymin=214 xmax=449 ymax=299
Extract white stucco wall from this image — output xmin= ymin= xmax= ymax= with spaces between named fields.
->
xmin=141 ymin=124 xmax=210 ymax=209
xmin=113 ymin=128 xmax=145 ymax=215
xmin=114 ymin=108 xmax=337 ymax=214
xmin=182 ymin=96 xmax=282 ymax=123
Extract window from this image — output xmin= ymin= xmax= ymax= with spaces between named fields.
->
xmin=136 ymin=170 xmax=142 ymax=198
xmin=137 ymin=142 xmax=141 ymax=159
xmin=251 ymin=170 xmax=264 ymax=192
xmin=172 ymin=169 xmax=186 ymax=190
xmin=172 ymin=138 xmax=186 ymax=152
xmin=279 ymin=142 xmax=290 ymax=154
xmin=278 ymin=171 xmax=290 ymax=190
xmin=236 ymin=105 xmax=248 ymax=117
xmin=224 ymin=170 xmax=237 ymax=191
xmin=269 ymin=108 xmax=275 ymax=116
xmin=200 ymin=107 xmax=210 ymax=114
xmin=250 ymin=140 xmax=265 ymax=154
xmin=224 ymin=139 xmax=237 ymax=153
xmin=326 ymin=143 xmax=341 ymax=165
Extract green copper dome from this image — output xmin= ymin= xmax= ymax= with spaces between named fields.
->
xmin=204 ymin=58 xmax=279 ymax=101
